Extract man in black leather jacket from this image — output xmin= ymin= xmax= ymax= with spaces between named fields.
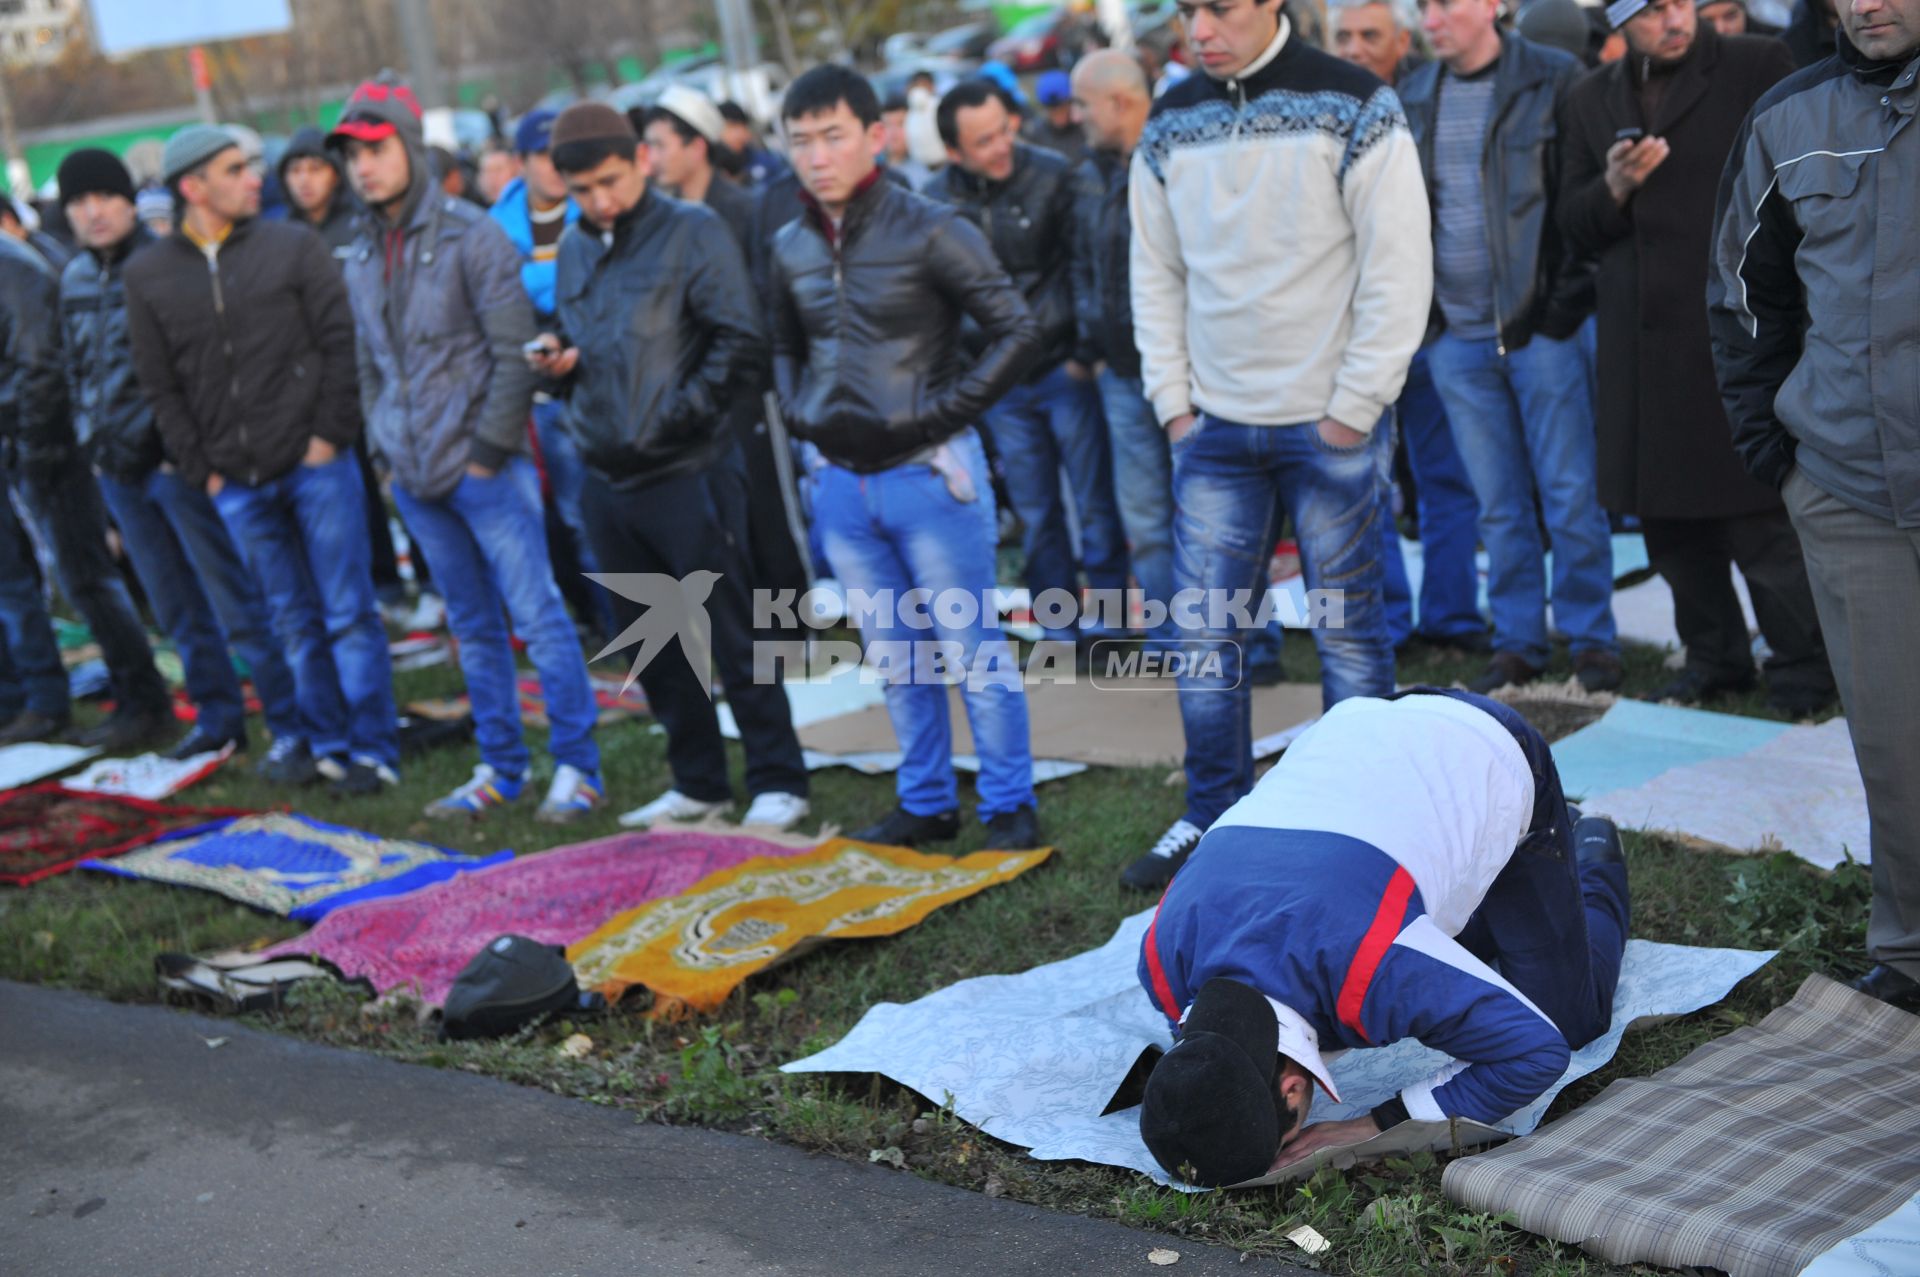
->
xmin=924 ymin=80 xmax=1128 ymax=659
xmin=58 ymin=147 xmax=301 ymax=761
xmin=0 ymin=163 xmax=172 ymax=753
xmin=536 ymin=101 xmax=809 ymax=835
xmin=1399 ymin=8 xmax=1618 ymax=696
xmin=770 ymin=66 xmax=1044 ymax=852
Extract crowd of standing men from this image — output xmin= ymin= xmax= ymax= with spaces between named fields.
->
xmin=0 ymin=0 xmax=1915 ymax=1000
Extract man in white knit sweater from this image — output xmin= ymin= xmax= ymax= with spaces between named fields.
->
xmin=1120 ymin=0 xmax=1433 ymax=891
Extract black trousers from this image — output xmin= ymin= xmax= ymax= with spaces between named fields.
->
xmin=580 ymin=454 xmax=807 ymax=803
xmin=1640 ymin=509 xmax=1835 ymax=697
xmin=736 ymin=394 xmax=811 ymax=644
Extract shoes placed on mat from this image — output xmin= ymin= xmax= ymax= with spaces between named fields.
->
xmin=1647 ymin=666 xmax=1757 ymax=706
xmin=403 ymin=591 xmax=447 ymax=632
xmin=1766 ymin=682 xmax=1837 ymax=719
xmin=330 ymin=755 xmax=399 ymax=798
xmin=314 ymin=753 xmax=350 ymax=784
xmin=165 ymin=725 xmax=246 ymax=761
xmin=0 ymin=708 xmax=71 ymax=744
xmin=425 ymin=763 xmax=524 ymax=819
xmin=257 ymin=737 xmax=320 ymax=786
xmin=78 ymin=706 xmax=178 ymax=754
xmin=741 ymin=790 xmax=810 ymax=831
xmin=618 ymin=788 xmax=732 ymax=829
xmin=1120 ymin=818 xmax=1204 ymax=892
xmin=847 ymin=806 xmax=960 ymax=848
xmin=1573 ymin=815 xmax=1624 ymax=868
xmin=982 ymin=804 xmax=1042 ymax=850
xmin=536 ymin=764 xmax=604 ymax=825
xmin=1573 ymin=651 xmax=1625 ymax=694
xmin=1845 ymin=963 xmax=1920 ymax=1011
xmin=1468 ymin=652 xmax=1544 ymax=694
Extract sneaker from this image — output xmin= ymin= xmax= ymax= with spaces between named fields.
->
xmin=330 ymin=755 xmax=399 ymax=798
xmin=78 ymin=707 xmax=177 ymax=754
xmin=617 ymin=788 xmax=732 ymax=829
xmin=1648 ymin=667 xmax=1757 ymax=705
xmin=1120 ymin=819 xmax=1204 ymax=892
xmin=847 ymin=806 xmax=960 ymax=848
xmin=165 ymin=726 xmax=245 ymax=761
xmin=741 ymin=791 xmax=810 ymax=831
xmin=314 ymin=754 xmax=350 ymax=784
xmin=1573 ymin=650 xmax=1625 ymax=694
xmin=424 ymin=764 xmax=524 ymax=819
xmin=983 ymin=805 xmax=1042 ymax=849
xmin=257 ymin=737 xmax=319 ymax=786
xmin=536 ymin=764 xmax=604 ymax=825
xmin=403 ymin=592 xmax=447 ymax=632
xmin=1467 ymin=652 xmax=1544 ymax=694
xmin=0 ymin=708 xmax=70 ymax=744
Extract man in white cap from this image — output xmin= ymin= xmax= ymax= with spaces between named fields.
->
xmin=642 ymin=86 xmax=754 ymax=249
xmin=1137 ymin=688 xmax=1630 ymax=1185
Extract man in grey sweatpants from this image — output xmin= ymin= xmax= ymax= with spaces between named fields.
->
xmin=1709 ymin=4 xmax=1919 ymax=1005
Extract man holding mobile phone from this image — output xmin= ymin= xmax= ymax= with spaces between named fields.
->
xmin=1558 ymin=0 xmax=1827 ymax=716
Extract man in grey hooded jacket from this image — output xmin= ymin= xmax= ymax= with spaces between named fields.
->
xmin=330 ymin=73 xmax=605 ymax=825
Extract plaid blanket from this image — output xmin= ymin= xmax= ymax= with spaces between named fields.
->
xmin=1443 ymin=976 xmax=1920 ymax=1277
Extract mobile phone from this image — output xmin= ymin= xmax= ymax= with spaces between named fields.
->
xmin=523 ymin=338 xmax=559 ymax=358
xmin=1614 ymin=126 xmax=1646 ymax=144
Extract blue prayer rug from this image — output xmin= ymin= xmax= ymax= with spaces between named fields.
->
xmin=85 ymin=812 xmax=511 ymax=921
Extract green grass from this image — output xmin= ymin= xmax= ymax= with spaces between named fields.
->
xmin=0 ymin=631 xmax=1869 ymax=1275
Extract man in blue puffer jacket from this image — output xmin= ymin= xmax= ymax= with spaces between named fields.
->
xmin=1137 ymin=688 xmax=1630 ymax=1185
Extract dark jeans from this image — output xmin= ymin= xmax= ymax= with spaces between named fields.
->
xmin=532 ymin=398 xmax=613 ymax=639
xmin=98 ymin=466 xmax=302 ymax=742
xmin=1413 ymin=688 xmax=1630 ymax=1050
xmin=1639 ymin=509 xmax=1835 ymax=698
xmin=1396 ymin=348 xmax=1485 ymax=642
xmin=581 ymin=457 xmax=807 ymax=803
xmin=14 ymin=458 xmax=168 ymax=717
xmin=0 ymin=478 xmax=67 ymax=720
xmin=212 ymin=455 xmax=399 ymax=768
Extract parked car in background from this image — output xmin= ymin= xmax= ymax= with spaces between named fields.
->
xmin=987 ymin=10 xmax=1063 ymax=71
xmin=882 ymin=32 xmax=930 ymax=66
xmin=604 ymin=58 xmax=791 ymax=127
xmin=924 ymin=20 xmax=999 ymax=62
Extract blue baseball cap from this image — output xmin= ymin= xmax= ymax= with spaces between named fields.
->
xmin=1036 ymin=69 xmax=1072 ymax=107
xmin=514 ymin=109 xmax=558 ymax=155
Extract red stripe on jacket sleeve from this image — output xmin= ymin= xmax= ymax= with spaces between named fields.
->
xmin=1143 ymin=899 xmax=1181 ymax=1023
xmin=1335 ymin=866 xmax=1415 ymax=1043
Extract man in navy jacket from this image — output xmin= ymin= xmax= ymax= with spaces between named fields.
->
xmin=1137 ymin=688 xmax=1630 ymax=1185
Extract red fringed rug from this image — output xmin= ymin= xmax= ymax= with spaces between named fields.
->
xmin=0 ymin=785 xmax=253 ymax=887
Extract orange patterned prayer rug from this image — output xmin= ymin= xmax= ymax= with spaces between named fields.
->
xmin=567 ymin=838 xmax=1052 ymax=1016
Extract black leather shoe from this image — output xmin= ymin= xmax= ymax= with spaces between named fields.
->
xmin=983 ymin=805 xmax=1041 ymax=850
xmin=848 ymin=806 xmax=961 ymax=848
xmin=1767 ymin=682 xmax=1837 ymax=719
xmin=1468 ymin=652 xmax=1544 ymax=694
xmin=1846 ymin=964 xmax=1920 ymax=1011
xmin=1647 ymin=667 xmax=1757 ymax=705
xmin=78 ymin=707 xmax=177 ymax=754
xmin=1573 ymin=816 xmax=1625 ymax=868
xmin=165 ymin=726 xmax=246 ymax=761
xmin=0 ymin=708 xmax=71 ymax=744
xmin=1573 ymin=651 xmax=1625 ymax=694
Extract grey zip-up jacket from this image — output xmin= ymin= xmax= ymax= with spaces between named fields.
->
xmin=1709 ymin=38 xmax=1919 ymax=526
xmin=343 ymin=171 xmax=536 ymax=501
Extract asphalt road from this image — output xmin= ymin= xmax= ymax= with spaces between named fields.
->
xmin=0 ymin=980 xmax=1304 ymax=1276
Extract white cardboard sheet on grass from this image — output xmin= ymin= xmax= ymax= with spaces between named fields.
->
xmin=0 ymin=742 xmax=98 ymax=789
xmin=716 ymin=666 xmax=890 ymax=740
xmin=1583 ymin=718 xmax=1868 ymax=869
xmin=1551 ymin=700 xmax=1790 ymax=800
xmin=784 ymin=909 xmax=1773 ymax=1187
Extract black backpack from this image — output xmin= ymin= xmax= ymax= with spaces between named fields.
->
xmin=441 ymin=934 xmax=596 ymax=1041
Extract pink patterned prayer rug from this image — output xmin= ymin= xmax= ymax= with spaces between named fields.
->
xmin=260 ymin=829 xmax=815 ymax=1006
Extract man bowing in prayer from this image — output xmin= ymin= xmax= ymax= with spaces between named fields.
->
xmin=1136 ymin=688 xmax=1630 ymax=1185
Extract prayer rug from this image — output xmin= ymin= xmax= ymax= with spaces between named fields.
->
xmin=405 ymin=675 xmax=646 ymax=730
xmin=1550 ymin=699 xmax=1789 ymax=800
xmin=568 ymin=839 xmax=1052 ymax=1015
xmin=259 ymin=829 xmax=821 ymax=1007
xmin=1582 ymin=718 xmax=1868 ymax=869
xmin=60 ymin=745 xmax=234 ymax=801
xmin=1443 ymin=977 xmax=1920 ymax=1277
xmin=0 ymin=785 xmax=252 ymax=887
xmin=85 ymin=813 xmax=511 ymax=921
xmin=784 ymin=911 xmax=1772 ymax=1187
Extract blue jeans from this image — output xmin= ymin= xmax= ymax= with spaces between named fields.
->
xmin=984 ymin=363 xmax=1129 ymax=643
xmin=533 ymin=398 xmax=616 ymax=639
xmin=212 ymin=455 xmax=399 ymax=768
xmin=817 ymin=429 xmax=1035 ymax=820
xmin=394 ymin=457 xmax=599 ymax=780
xmin=1173 ymin=415 xmax=1394 ymax=829
xmin=1398 ymin=347 xmax=1485 ymax=641
xmin=1428 ymin=331 xmax=1618 ymax=666
xmin=99 ymin=467 xmax=303 ymax=743
xmin=1094 ymin=369 xmax=1175 ymax=643
xmin=0 ymin=479 xmax=67 ymax=721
